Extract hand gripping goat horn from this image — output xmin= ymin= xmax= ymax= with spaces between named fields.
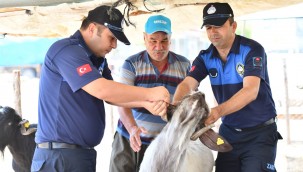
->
xmin=190 ymin=124 xmax=215 ymax=141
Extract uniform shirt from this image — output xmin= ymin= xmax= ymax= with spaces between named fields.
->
xmin=116 ymin=50 xmax=191 ymax=145
xmin=35 ymin=31 xmax=113 ymax=148
xmin=189 ymin=35 xmax=276 ymax=128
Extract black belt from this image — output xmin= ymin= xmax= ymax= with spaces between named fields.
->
xmin=37 ymin=142 xmax=93 ymax=150
xmin=228 ymin=118 xmax=276 ymax=132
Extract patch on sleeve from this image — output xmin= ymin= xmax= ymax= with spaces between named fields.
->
xmin=77 ymin=64 xmax=92 ymax=76
xmin=190 ymin=65 xmax=196 ymax=72
xmin=253 ymin=57 xmax=262 ymax=67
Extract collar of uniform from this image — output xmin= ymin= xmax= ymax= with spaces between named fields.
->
xmin=230 ymin=34 xmax=240 ymax=54
xmin=209 ymin=45 xmax=219 ymax=59
xmin=71 ymin=31 xmax=104 ymax=68
xmin=72 ymin=30 xmax=94 ymax=58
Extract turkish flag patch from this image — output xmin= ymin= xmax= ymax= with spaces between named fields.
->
xmin=77 ymin=64 xmax=92 ymax=76
xmin=253 ymin=57 xmax=262 ymax=67
xmin=190 ymin=66 xmax=196 ymax=72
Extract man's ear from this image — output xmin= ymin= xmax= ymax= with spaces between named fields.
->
xmin=166 ymin=104 xmax=176 ymax=121
xmin=232 ymin=21 xmax=237 ymax=32
xmin=88 ymin=23 xmax=96 ymax=36
xmin=143 ymin=32 xmax=147 ymax=41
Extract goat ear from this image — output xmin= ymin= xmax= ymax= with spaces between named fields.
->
xmin=199 ymin=129 xmax=233 ymax=152
xmin=165 ymin=104 xmax=177 ymax=122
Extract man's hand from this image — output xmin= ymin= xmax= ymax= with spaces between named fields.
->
xmin=149 ymin=86 xmax=170 ymax=103
xmin=205 ymin=106 xmax=221 ymax=126
xmin=129 ymin=126 xmax=147 ymax=152
xmin=144 ymin=100 xmax=168 ymax=116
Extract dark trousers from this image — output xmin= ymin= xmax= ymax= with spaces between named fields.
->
xmin=109 ymin=132 xmax=149 ymax=172
xmin=215 ymin=122 xmax=282 ymax=172
xmin=31 ymin=146 xmax=96 ymax=172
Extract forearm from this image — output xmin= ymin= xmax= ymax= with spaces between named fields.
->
xmin=205 ymin=76 xmax=260 ymax=125
xmin=215 ymin=85 xmax=259 ymax=117
xmin=115 ymin=100 xmax=167 ymax=117
xmin=99 ymin=79 xmax=150 ymax=103
xmin=113 ymin=101 xmax=148 ymax=108
xmin=117 ymin=107 xmax=137 ymax=134
xmin=83 ymin=78 xmax=167 ymax=104
xmin=173 ymin=77 xmax=199 ymax=104
xmin=220 ymin=76 xmax=260 ymax=117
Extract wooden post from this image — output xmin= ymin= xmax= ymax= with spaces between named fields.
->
xmin=283 ymin=58 xmax=290 ymax=144
xmin=13 ymin=70 xmax=22 ymax=117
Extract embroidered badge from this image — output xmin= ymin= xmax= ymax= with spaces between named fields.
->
xmin=190 ymin=66 xmax=196 ymax=72
xmin=253 ymin=57 xmax=262 ymax=67
xmin=236 ymin=63 xmax=244 ymax=77
xmin=77 ymin=64 xmax=92 ymax=76
xmin=209 ymin=68 xmax=218 ymax=78
xmin=207 ymin=5 xmax=216 ymax=14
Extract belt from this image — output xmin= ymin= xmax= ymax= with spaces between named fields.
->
xmin=229 ymin=118 xmax=276 ymax=132
xmin=37 ymin=142 xmax=93 ymax=150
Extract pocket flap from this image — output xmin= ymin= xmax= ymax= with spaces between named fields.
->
xmin=31 ymin=160 xmax=45 ymax=171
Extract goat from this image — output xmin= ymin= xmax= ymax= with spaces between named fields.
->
xmin=0 ymin=106 xmax=37 ymax=172
xmin=139 ymin=91 xmax=215 ymax=172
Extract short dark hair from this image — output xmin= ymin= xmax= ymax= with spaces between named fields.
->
xmin=80 ymin=17 xmax=90 ymax=29
xmin=228 ymin=17 xmax=234 ymax=25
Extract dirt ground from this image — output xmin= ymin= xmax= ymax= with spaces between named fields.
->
xmin=0 ymin=72 xmax=302 ymax=172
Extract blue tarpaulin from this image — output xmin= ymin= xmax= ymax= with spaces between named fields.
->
xmin=0 ymin=38 xmax=59 ymax=66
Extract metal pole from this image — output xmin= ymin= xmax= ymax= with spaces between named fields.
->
xmin=283 ymin=58 xmax=290 ymax=144
xmin=13 ymin=70 xmax=22 ymax=117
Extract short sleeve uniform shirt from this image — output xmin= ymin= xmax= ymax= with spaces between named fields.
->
xmin=189 ymin=35 xmax=276 ymax=128
xmin=35 ymin=31 xmax=112 ymax=147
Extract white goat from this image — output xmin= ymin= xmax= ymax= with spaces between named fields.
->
xmin=139 ymin=91 xmax=214 ymax=172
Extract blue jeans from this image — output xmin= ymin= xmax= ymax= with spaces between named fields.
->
xmin=31 ymin=147 xmax=96 ymax=172
xmin=215 ymin=122 xmax=282 ymax=172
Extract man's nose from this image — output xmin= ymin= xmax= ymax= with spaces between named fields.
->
xmin=155 ymin=42 xmax=163 ymax=50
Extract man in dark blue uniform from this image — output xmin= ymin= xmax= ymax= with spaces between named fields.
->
xmin=31 ymin=5 xmax=170 ymax=172
xmin=173 ymin=2 xmax=282 ymax=172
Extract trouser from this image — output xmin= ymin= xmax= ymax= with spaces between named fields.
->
xmin=109 ymin=132 xmax=149 ymax=172
xmin=31 ymin=146 xmax=96 ymax=172
xmin=215 ymin=122 xmax=283 ymax=172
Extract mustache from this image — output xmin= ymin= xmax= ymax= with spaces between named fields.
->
xmin=152 ymin=50 xmax=166 ymax=54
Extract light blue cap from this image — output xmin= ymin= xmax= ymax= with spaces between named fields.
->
xmin=145 ymin=15 xmax=172 ymax=34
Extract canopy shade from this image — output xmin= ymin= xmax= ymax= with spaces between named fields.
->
xmin=0 ymin=0 xmax=302 ymax=44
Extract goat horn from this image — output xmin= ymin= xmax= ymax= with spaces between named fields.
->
xmin=21 ymin=127 xmax=37 ymax=135
xmin=190 ymin=124 xmax=215 ymax=141
xmin=19 ymin=119 xmax=37 ymax=135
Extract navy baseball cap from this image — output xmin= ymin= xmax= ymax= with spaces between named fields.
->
xmin=145 ymin=15 xmax=172 ymax=34
xmin=87 ymin=5 xmax=130 ymax=45
xmin=201 ymin=3 xmax=234 ymax=28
